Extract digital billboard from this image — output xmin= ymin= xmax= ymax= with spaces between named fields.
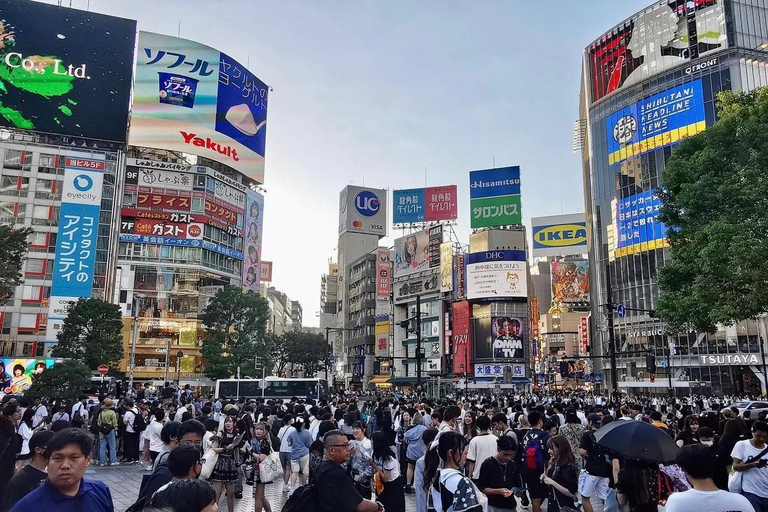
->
xmin=0 ymin=1 xmax=136 ymax=142
xmin=615 ymin=190 xmax=669 ymax=257
xmin=469 ymin=166 xmax=522 ymax=228
xmin=339 ymin=185 xmax=387 ymax=237
xmin=243 ymin=191 xmax=264 ymax=292
xmin=474 ymin=315 xmax=526 ymax=361
xmin=392 ymin=185 xmax=458 ymax=224
xmin=394 ymin=229 xmax=430 ymax=278
xmin=550 ymin=261 xmax=590 ymax=304
xmin=606 ymin=80 xmax=706 ymax=166
xmin=0 ymin=358 xmax=54 ymax=394
xmin=531 ymin=213 xmax=587 ymax=258
xmin=465 ymin=250 xmax=527 ymax=300
xmin=130 ymin=32 xmax=269 ymax=183
xmin=588 ymin=0 xmax=726 ymax=103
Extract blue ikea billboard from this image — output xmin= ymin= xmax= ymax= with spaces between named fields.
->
xmin=615 ymin=190 xmax=669 ymax=257
xmin=606 ymin=79 xmax=706 ymax=166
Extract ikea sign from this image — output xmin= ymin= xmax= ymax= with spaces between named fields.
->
xmin=531 ymin=214 xmax=587 ymax=258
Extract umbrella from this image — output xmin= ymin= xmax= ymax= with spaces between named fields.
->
xmin=594 ymin=420 xmax=679 ymax=463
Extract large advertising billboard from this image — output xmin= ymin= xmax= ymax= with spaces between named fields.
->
xmin=469 ymin=166 xmax=522 ymax=228
xmin=243 ymin=191 xmax=264 ymax=292
xmin=465 ymin=250 xmax=527 ymax=300
xmin=531 ymin=214 xmax=587 ymax=258
xmin=0 ymin=1 xmax=136 ymax=142
xmin=474 ymin=315 xmax=526 ymax=361
xmin=47 ymin=154 xmax=105 ymax=343
xmin=0 ymin=358 xmax=54 ymax=394
xmin=376 ymin=250 xmax=391 ymax=298
xmin=392 ymin=185 xmax=458 ymax=224
xmin=550 ymin=261 xmax=590 ymax=304
xmin=452 ymin=301 xmax=471 ymax=374
xmin=375 ymin=315 xmax=389 ymax=358
xmin=615 ymin=190 xmax=669 ymax=257
xmin=588 ymin=0 xmax=726 ymax=103
xmin=130 ymin=32 xmax=269 ymax=183
xmin=394 ymin=229 xmax=430 ymax=278
xmin=440 ymin=242 xmax=454 ymax=293
xmin=606 ymin=80 xmax=706 ymax=166
xmin=339 ymin=185 xmax=387 ymax=237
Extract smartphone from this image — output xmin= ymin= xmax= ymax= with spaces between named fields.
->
xmin=363 ymin=451 xmax=373 ymax=461
xmin=511 ymin=487 xmax=525 ymax=493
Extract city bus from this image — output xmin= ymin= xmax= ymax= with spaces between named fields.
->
xmin=214 ymin=377 xmax=329 ymax=402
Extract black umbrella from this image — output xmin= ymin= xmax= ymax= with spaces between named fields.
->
xmin=594 ymin=420 xmax=679 ymax=463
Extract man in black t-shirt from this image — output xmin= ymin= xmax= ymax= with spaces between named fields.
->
xmin=1 ymin=430 xmax=54 ymax=512
xmin=578 ymin=414 xmax=612 ymax=512
xmin=477 ymin=435 xmax=524 ymax=512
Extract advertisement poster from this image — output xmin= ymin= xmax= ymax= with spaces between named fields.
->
xmin=394 ymin=229 xmax=430 ymax=278
xmin=243 ymin=191 xmax=264 ymax=292
xmin=452 ymin=301 xmax=471 ymax=374
xmin=440 ymin=242 xmax=454 ymax=293
xmin=474 ymin=316 xmax=526 ymax=361
xmin=376 ymin=250 xmax=391 ymax=298
xmin=393 ymin=185 xmax=458 ymax=224
xmin=260 ymin=261 xmax=273 ymax=282
xmin=469 ymin=166 xmax=522 ymax=228
xmin=453 ymin=253 xmax=466 ymax=300
xmin=0 ymin=358 xmax=54 ymax=394
xmin=588 ymin=0 xmax=726 ymax=103
xmin=531 ymin=213 xmax=587 ymax=258
xmin=606 ymin=80 xmax=706 ymax=166
xmin=428 ymin=225 xmax=443 ymax=269
xmin=615 ymin=190 xmax=669 ymax=257
xmin=47 ymin=154 xmax=104 ymax=343
xmin=130 ymin=32 xmax=268 ymax=183
xmin=465 ymin=250 xmax=527 ymax=300
xmin=375 ymin=315 xmax=389 ymax=358
xmin=339 ymin=185 xmax=387 ymax=237
xmin=551 ymin=261 xmax=590 ymax=303
xmin=0 ymin=1 xmax=136 ymax=142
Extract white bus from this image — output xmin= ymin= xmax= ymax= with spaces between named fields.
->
xmin=215 ymin=377 xmax=329 ymax=402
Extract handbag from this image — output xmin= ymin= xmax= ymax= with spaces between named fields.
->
xmin=258 ymin=435 xmax=282 ymax=483
xmin=728 ymin=443 xmax=768 ymax=493
xmin=200 ymin=447 xmax=219 ymax=480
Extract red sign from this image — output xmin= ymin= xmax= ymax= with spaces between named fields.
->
xmin=425 ymin=185 xmax=458 ymax=222
xmin=123 ymin=208 xmax=241 ymax=238
xmin=376 ymin=250 xmax=391 ymax=298
xmin=125 ymin=219 xmax=204 ymax=240
xmin=452 ymin=301 xmax=471 ymax=375
xmin=98 ymin=364 xmax=109 ymax=375
xmin=260 ymin=261 xmax=273 ymax=282
xmin=579 ymin=316 xmax=589 ymax=355
xmin=205 ymin=200 xmax=238 ymax=224
xmin=137 ymin=193 xmax=191 ymax=211
xmin=65 ymin=157 xmax=105 ymax=170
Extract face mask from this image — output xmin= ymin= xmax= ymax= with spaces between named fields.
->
xmin=701 ymin=440 xmax=714 ymax=446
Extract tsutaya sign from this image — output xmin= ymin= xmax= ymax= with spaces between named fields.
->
xmin=699 ymin=354 xmax=761 ymax=365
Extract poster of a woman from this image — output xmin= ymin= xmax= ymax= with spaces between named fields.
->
xmin=6 ymin=364 xmax=31 ymax=394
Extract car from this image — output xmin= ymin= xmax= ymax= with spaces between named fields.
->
xmin=729 ymin=401 xmax=768 ymax=416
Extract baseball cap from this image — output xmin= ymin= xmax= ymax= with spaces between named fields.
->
xmin=587 ymin=413 xmax=601 ymax=425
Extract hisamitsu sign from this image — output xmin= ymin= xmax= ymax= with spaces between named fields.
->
xmin=469 ymin=166 xmax=522 ymax=229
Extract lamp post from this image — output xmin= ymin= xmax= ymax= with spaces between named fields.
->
xmin=176 ymin=350 xmax=184 ymax=385
xmin=128 ymin=293 xmax=146 ymax=391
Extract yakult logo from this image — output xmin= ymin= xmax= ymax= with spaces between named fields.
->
xmin=355 ymin=190 xmax=380 ymax=217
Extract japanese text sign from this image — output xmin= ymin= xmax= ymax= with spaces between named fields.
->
xmin=376 ymin=250 xmax=391 ymax=298
xmin=469 ymin=167 xmax=522 ymax=228
xmin=615 ymin=190 xmax=669 ymax=257
xmin=465 ymin=250 xmax=527 ymax=300
xmin=137 ymin=193 xmax=191 ymax=211
xmin=393 ymin=185 xmax=458 ymax=224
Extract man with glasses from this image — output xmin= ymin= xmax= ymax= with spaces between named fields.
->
xmin=477 ymin=435 xmax=524 ymax=512
xmin=1 ymin=430 xmax=54 ymax=512
xmin=314 ymin=430 xmax=384 ymax=512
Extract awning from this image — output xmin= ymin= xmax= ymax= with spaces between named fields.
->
xmin=390 ymin=377 xmax=418 ymax=385
xmin=368 ymin=375 xmax=391 ymax=384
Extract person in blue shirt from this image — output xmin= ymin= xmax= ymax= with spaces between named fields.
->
xmin=10 ymin=427 xmax=113 ymax=512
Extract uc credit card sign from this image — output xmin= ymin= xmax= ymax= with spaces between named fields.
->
xmin=606 ymin=79 xmax=706 ymax=166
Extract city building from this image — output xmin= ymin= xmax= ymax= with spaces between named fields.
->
xmin=579 ymin=0 xmax=768 ymax=394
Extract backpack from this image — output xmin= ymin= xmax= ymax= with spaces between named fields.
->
xmin=97 ymin=411 xmax=114 ymax=435
xmin=127 ymin=409 xmax=147 ymax=433
xmin=89 ymin=406 xmax=102 ymax=434
xmin=524 ymin=432 xmax=546 ymax=471
xmin=71 ymin=404 xmax=84 ymax=428
xmin=282 ymin=461 xmax=333 ymax=512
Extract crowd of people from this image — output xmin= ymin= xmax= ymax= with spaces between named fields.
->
xmin=0 ymin=386 xmax=766 ymax=512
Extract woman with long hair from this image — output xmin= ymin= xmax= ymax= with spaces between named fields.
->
xmin=424 ymin=432 xmax=485 ymax=512
xmin=559 ymin=408 xmax=585 ymax=468
xmin=370 ymin=431 xmax=406 ymax=512
xmin=616 ymin=459 xmax=666 ymax=512
xmin=541 ymin=435 xmax=579 ymax=512
xmin=287 ymin=416 xmax=312 ymax=489
xmin=251 ymin=422 xmax=274 ymax=512
xmin=0 ymin=406 xmax=21 ymax=499
xmin=209 ymin=415 xmax=243 ymax=512
xmin=460 ymin=411 xmax=478 ymax=441
xmin=16 ymin=408 xmax=34 ymax=469
xmin=676 ymin=416 xmax=700 ymax=447
xmin=395 ymin=410 xmax=413 ymax=487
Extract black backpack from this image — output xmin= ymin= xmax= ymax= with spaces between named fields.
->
xmin=127 ymin=409 xmax=147 ymax=433
xmin=282 ymin=461 xmax=333 ymax=512
xmin=97 ymin=411 xmax=114 ymax=435
xmin=89 ymin=406 xmax=102 ymax=434
xmin=71 ymin=404 xmax=84 ymax=428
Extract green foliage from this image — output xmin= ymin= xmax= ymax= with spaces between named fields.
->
xmin=26 ymin=360 xmax=91 ymax=404
xmin=52 ymin=298 xmax=124 ymax=370
xmin=201 ymin=286 xmax=270 ymax=380
xmin=657 ymin=88 xmax=768 ymax=332
xmin=267 ymin=330 xmax=331 ymax=377
xmin=0 ymin=225 xmax=32 ymax=304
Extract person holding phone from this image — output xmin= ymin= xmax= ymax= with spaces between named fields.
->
xmin=732 ymin=420 xmax=768 ymax=512
xmin=477 ymin=435 xmax=524 ymax=512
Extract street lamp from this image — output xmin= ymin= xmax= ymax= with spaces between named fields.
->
xmin=176 ymin=350 xmax=184 ymax=385
xmin=128 ymin=293 xmax=147 ymax=391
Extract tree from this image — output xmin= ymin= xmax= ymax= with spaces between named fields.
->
xmin=52 ymin=297 xmax=124 ymax=370
xmin=26 ymin=360 xmax=91 ymax=404
xmin=284 ymin=331 xmax=332 ymax=377
xmin=201 ymin=286 xmax=270 ymax=380
xmin=657 ymin=87 xmax=768 ymax=332
xmin=0 ymin=225 xmax=32 ymax=304
xmin=265 ymin=332 xmax=289 ymax=376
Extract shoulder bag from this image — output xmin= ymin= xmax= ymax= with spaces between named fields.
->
xmin=200 ymin=435 xmax=220 ymax=480
xmin=258 ymin=434 xmax=283 ymax=483
xmin=728 ymin=442 xmax=768 ymax=493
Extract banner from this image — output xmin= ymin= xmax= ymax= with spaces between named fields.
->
xmin=428 ymin=225 xmax=443 ymax=269
xmin=122 ymin=218 xmax=204 ymax=240
xmin=551 ymin=261 xmax=590 ymax=303
xmin=469 ymin=166 xmax=522 ymax=228
xmin=615 ymin=190 xmax=669 ymax=257
xmin=376 ymin=250 xmax=391 ymax=298
xmin=393 ymin=185 xmax=458 ymax=224
xmin=579 ymin=316 xmax=589 ymax=356
xmin=474 ymin=315 xmax=526 ymax=361
xmin=260 ymin=261 xmax=273 ymax=282
xmin=474 ymin=363 xmax=525 ymax=379
xmin=137 ymin=193 xmax=191 ymax=211
xmin=0 ymin=358 xmax=55 ymax=394
xmin=465 ymin=250 xmax=527 ymax=300
xmin=452 ymin=301 xmax=471 ymax=374
xmin=0 ymin=1 xmax=136 ymax=142
xmin=339 ymin=185 xmax=387 ymax=236
xmin=130 ymin=32 xmax=268 ymax=183
xmin=606 ymin=80 xmax=706 ymax=166
xmin=393 ymin=274 xmax=439 ymax=304
xmin=531 ymin=213 xmax=587 ymax=258
xmin=440 ymin=243 xmax=454 ymax=293
xmin=47 ymin=155 xmax=105 ymax=342
xmin=394 ymin=229 xmax=430 ymax=278
xmin=375 ymin=315 xmax=389 ymax=357
xmin=243 ymin=191 xmax=264 ymax=292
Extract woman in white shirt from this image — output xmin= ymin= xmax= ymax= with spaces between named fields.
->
xmin=16 ymin=409 xmax=35 ymax=468
xmin=370 ymin=431 xmax=406 ymax=512
xmin=148 ymin=408 xmax=166 ymax=463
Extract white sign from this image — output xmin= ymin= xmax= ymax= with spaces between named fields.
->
xmin=127 ymin=158 xmax=193 ymax=172
xmin=138 ymin=168 xmax=193 ymax=191
xmin=466 ymin=261 xmax=527 ymax=299
xmin=339 ymin=185 xmax=387 ymax=237
xmin=474 ymin=363 xmax=525 ymax=378
xmin=699 ymin=354 xmax=760 ymax=365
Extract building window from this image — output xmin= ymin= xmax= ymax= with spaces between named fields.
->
xmin=32 ymin=205 xmax=49 ymax=219
xmin=25 ymin=258 xmax=45 ymax=275
xmin=191 ymin=197 xmax=204 ymax=213
xmin=18 ymin=313 xmax=38 ymax=330
xmin=21 ymin=285 xmax=42 ymax=303
xmin=28 ymin=231 xmax=47 ymax=248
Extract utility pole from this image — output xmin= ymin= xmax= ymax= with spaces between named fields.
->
xmin=604 ymin=262 xmax=618 ymax=396
xmin=416 ymin=295 xmax=423 ymax=392
xmin=128 ymin=293 xmax=145 ymax=391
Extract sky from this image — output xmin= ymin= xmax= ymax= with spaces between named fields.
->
xmin=46 ymin=0 xmax=652 ymax=326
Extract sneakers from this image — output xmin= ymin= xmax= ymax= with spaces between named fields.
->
xmin=112 ymin=462 xmax=120 ymax=466
xmin=282 ymin=485 xmax=292 ymax=493
xmin=99 ymin=463 xmax=105 ymax=467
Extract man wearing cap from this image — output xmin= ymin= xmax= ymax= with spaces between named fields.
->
xmin=1 ymin=430 xmax=54 ymax=512
xmin=579 ymin=413 xmax=611 ymax=512
xmin=96 ymin=398 xmax=119 ymax=467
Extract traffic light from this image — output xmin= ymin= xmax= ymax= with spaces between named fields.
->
xmin=646 ymin=354 xmax=657 ymax=373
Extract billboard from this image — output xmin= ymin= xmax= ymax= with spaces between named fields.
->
xmin=393 ymin=274 xmax=439 ymax=304
xmin=0 ymin=1 xmax=136 ymax=142
xmin=339 ymin=185 xmax=387 ymax=237
xmin=615 ymin=190 xmax=669 ymax=257
xmin=122 ymin=218 xmax=204 ymax=240
xmin=453 ymin=253 xmax=466 ymax=301
xmin=392 ymin=185 xmax=458 ymax=224
xmin=376 ymin=250 xmax=391 ymax=298
xmin=606 ymin=80 xmax=706 ymax=166
xmin=130 ymin=32 xmax=269 ymax=183
xmin=47 ymin=155 xmax=104 ymax=343
xmin=531 ymin=214 xmax=587 ymax=258
xmin=394 ymin=229 xmax=430 ymax=278
xmin=243 ymin=191 xmax=264 ymax=292
xmin=428 ymin=225 xmax=443 ymax=269
xmin=474 ymin=363 xmax=525 ymax=379
xmin=474 ymin=315 xmax=526 ymax=361
xmin=465 ymin=250 xmax=527 ymax=300
xmin=469 ymin=166 xmax=522 ymax=228
xmin=0 ymin=358 xmax=54 ymax=394
xmin=587 ymin=0 xmax=726 ymax=103
xmin=440 ymin=242 xmax=454 ymax=293
xmin=579 ymin=316 xmax=590 ymax=355
xmin=551 ymin=261 xmax=590 ymax=304
xmin=260 ymin=261 xmax=273 ymax=282
xmin=452 ymin=301 xmax=471 ymax=374
xmin=375 ymin=315 xmax=389 ymax=358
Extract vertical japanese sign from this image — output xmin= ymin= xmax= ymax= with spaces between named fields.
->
xmin=428 ymin=225 xmax=443 ymax=269
xmin=452 ymin=301 xmax=471 ymax=375
xmin=47 ymin=155 xmax=105 ymax=343
xmin=375 ymin=315 xmax=389 ymax=358
xmin=469 ymin=166 xmax=521 ymax=228
xmin=453 ymin=253 xmax=466 ymax=300
xmin=440 ymin=242 xmax=454 ymax=293
xmin=579 ymin=316 xmax=589 ymax=356
xmin=376 ymin=250 xmax=391 ymax=298
xmin=242 ymin=191 xmax=264 ymax=292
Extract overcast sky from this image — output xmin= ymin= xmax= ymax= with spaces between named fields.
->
xmin=46 ymin=0 xmax=652 ymax=326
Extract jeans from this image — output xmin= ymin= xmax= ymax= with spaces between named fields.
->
xmin=99 ymin=431 xmax=117 ymax=465
xmin=744 ymin=492 xmax=768 ymax=512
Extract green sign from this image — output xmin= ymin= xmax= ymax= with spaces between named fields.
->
xmin=470 ymin=195 xmax=522 ymax=228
